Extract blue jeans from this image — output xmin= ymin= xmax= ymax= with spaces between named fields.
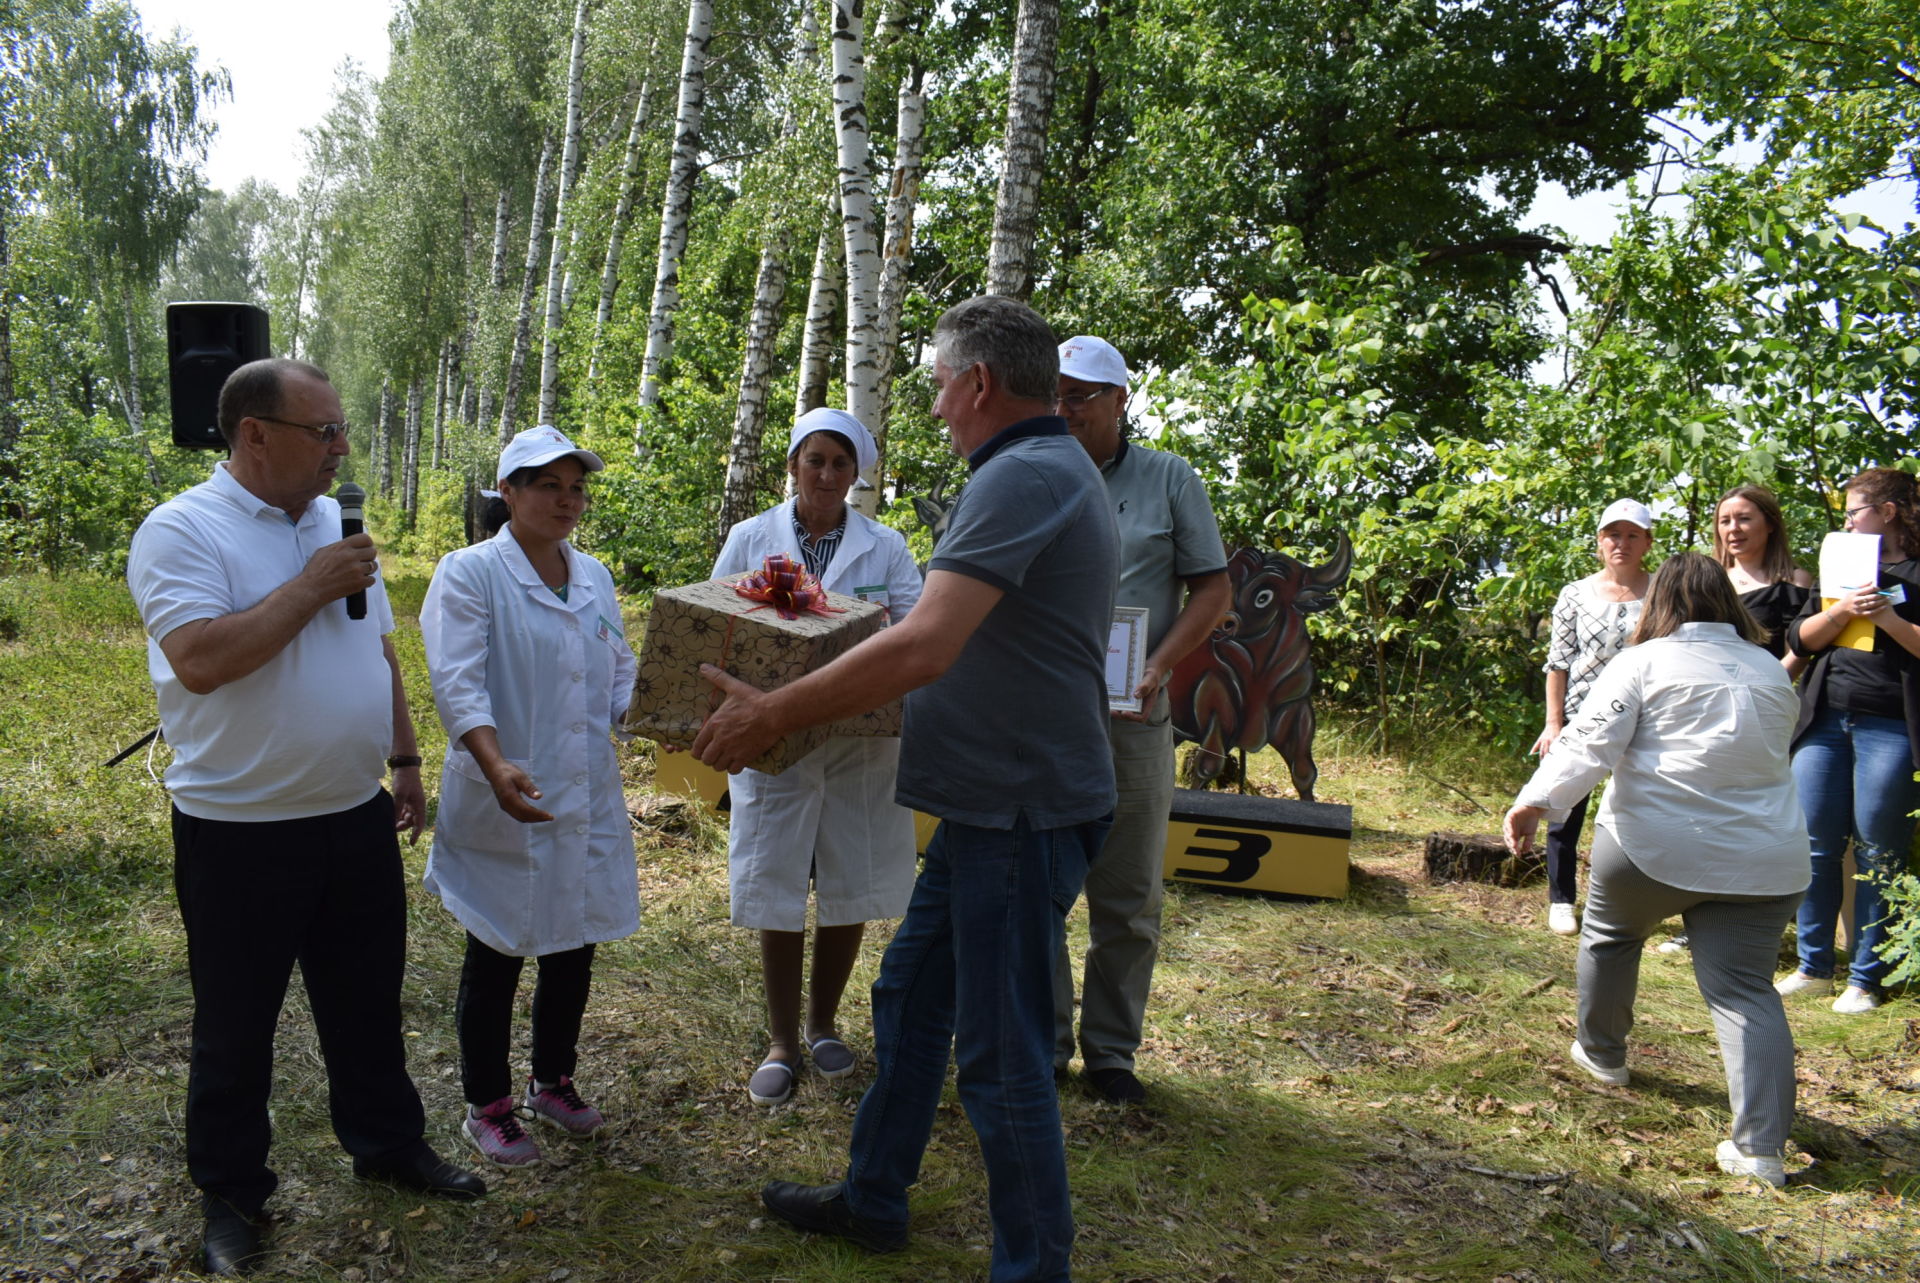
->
xmin=844 ymin=814 xmax=1104 ymax=1283
xmin=1791 ymin=707 xmax=1920 ymax=989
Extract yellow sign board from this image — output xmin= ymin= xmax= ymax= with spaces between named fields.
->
xmin=652 ymin=754 xmax=1349 ymax=899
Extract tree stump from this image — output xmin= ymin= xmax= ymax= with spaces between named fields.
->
xmin=1424 ymin=831 xmax=1543 ymax=887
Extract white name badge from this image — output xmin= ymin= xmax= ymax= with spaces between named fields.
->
xmin=1107 ymin=607 xmax=1149 ymax=713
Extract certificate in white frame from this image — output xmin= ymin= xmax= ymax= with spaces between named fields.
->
xmin=1106 ymin=606 xmax=1149 ymax=713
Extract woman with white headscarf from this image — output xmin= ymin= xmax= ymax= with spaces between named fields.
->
xmin=712 ymin=407 xmax=924 ymax=1106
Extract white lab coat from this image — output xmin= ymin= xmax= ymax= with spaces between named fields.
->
xmin=420 ymin=527 xmax=640 ymax=956
xmin=713 ymin=501 xmax=924 ymax=931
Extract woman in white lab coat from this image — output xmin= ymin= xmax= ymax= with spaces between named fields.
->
xmin=420 ymin=425 xmax=639 ymax=1166
xmin=714 ymin=408 xmax=923 ymax=1107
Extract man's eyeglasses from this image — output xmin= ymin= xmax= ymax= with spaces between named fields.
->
xmin=1057 ymin=388 xmax=1116 ymax=410
xmin=257 ymin=415 xmax=350 ymax=443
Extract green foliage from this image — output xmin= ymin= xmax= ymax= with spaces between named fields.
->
xmin=0 ymin=404 xmax=200 ymax=574
xmin=1156 ymin=231 xmax=1558 ymax=750
xmin=931 ymin=0 xmax=1671 ymax=371
xmin=1621 ymin=0 xmax=1920 ymax=203
xmin=1876 ymin=868 xmax=1920 ymax=989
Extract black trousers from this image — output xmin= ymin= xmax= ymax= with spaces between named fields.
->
xmin=171 ymin=792 xmax=427 ymax=1217
xmin=1544 ymin=792 xmax=1592 ymax=905
xmin=455 ymin=934 xmax=596 ymax=1106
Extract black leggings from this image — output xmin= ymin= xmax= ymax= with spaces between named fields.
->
xmin=1544 ymin=792 xmax=1592 ymax=905
xmin=455 ymin=933 xmax=596 ymax=1106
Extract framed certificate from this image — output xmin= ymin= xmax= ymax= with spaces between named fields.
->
xmin=1106 ymin=607 xmax=1149 ymax=713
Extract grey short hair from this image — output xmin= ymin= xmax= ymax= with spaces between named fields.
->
xmin=932 ymin=296 xmax=1059 ymax=402
xmin=217 ymin=358 xmax=332 ymax=447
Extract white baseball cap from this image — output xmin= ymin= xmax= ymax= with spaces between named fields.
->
xmin=788 ymin=407 xmax=878 ymax=474
xmin=1597 ymin=498 xmax=1654 ymax=532
xmin=497 ymin=425 xmax=605 ymax=485
xmin=1058 ymin=335 xmax=1129 ymax=387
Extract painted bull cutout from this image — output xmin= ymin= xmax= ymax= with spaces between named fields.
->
xmin=1168 ymin=535 xmax=1353 ymax=802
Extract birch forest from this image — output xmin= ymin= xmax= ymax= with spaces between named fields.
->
xmin=4 ymin=0 xmax=1917 ymax=744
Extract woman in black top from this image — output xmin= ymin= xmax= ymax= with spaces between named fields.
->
xmin=1713 ymin=485 xmax=1812 ymax=673
xmin=1777 ymin=467 xmax=1920 ymax=1014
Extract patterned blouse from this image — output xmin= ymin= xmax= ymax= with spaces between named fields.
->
xmin=1545 ymin=578 xmax=1645 ymax=719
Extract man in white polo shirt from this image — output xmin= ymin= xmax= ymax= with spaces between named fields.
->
xmin=1052 ymin=335 xmax=1230 ymax=1104
xmin=127 ymin=359 xmax=484 ymax=1277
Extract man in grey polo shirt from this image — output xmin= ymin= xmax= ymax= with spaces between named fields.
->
xmin=1053 ymin=335 xmax=1229 ymax=1104
xmin=695 ymin=295 xmax=1118 ymax=1281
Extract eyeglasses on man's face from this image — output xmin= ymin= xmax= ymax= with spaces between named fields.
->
xmin=1057 ymin=388 xmax=1116 ymax=410
xmin=257 ymin=415 xmax=350 ymax=444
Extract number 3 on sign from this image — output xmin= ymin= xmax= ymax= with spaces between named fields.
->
xmin=1175 ymin=827 xmax=1270 ymax=884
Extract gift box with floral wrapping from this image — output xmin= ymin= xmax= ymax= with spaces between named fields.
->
xmin=624 ymin=556 xmax=900 ymax=774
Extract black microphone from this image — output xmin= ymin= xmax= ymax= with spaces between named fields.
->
xmin=338 ymin=482 xmax=368 ymax=620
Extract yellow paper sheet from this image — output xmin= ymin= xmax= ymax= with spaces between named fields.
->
xmin=1820 ymin=599 xmax=1878 ymax=651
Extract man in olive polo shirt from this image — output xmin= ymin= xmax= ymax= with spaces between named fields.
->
xmin=1052 ymin=335 xmax=1230 ymax=1103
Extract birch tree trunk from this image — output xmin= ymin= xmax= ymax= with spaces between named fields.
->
xmin=114 ymin=286 xmax=161 ymax=487
xmin=432 ymin=340 xmax=450 ymax=469
xmin=985 ymin=0 xmax=1061 ymax=300
xmin=375 ymin=377 xmax=394 ymax=495
xmin=287 ymin=183 xmax=321 ymax=358
xmin=636 ymin=0 xmax=714 ymax=436
xmin=491 ymin=187 xmax=512 ymax=289
xmin=456 ymin=191 xmax=477 ymax=425
xmin=538 ymin=0 xmax=592 ymax=425
xmin=873 ymin=66 xmax=927 ymax=450
xmin=830 ymin=0 xmax=883 ymax=510
xmin=0 ymin=218 xmax=15 ymax=462
xmin=795 ymin=196 xmax=842 ymax=421
xmin=498 ymin=132 xmax=557 ymax=442
xmin=718 ymin=242 xmax=790 ymax=545
xmin=589 ymin=66 xmax=656 ymax=387
xmin=402 ymin=376 xmax=423 ymax=515
xmin=116 ymin=288 xmax=145 ymax=436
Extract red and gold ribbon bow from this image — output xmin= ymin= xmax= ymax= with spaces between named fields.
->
xmin=732 ymin=554 xmax=843 ymax=621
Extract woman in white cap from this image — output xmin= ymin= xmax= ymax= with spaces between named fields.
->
xmin=1532 ymin=499 xmax=1654 ymax=934
xmin=419 ymin=425 xmax=640 ymax=1165
xmin=1505 ymin=553 xmax=1807 ymax=1187
xmin=712 ymin=407 xmax=924 ymax=1106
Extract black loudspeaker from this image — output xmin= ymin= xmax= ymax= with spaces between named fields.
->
xmin=166 ymin=302 xmax=271 ymax=450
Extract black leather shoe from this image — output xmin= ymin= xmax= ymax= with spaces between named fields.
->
xmin=1086 ymin=1066 xmax=1147 ymax=1104
xmin=353 ymin=1146 xmax=488 ymax=1200
xmin=202 ymin=1208 xmax=264 ymax=1276
xmin=761 ymin=1180 xmax=907 ymax=1253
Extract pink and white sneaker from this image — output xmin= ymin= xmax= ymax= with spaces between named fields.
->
xmin=525 ymin=1076 xmax=605 ymax=1136
xmin=463 ymin=1097 xmax=541 ymax=1166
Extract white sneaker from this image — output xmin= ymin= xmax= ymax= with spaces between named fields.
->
xmin=1715 ymin=1139 xmax=1786 ymax=1187
xmin=1548 ymin=903 xmax=1579 ymax=935
xmin=1655 ymin=935 xmax=1690 ymax=955
xmin=1832 ymin=986 xmax=1882 ymax=1014
xmin=1774 ymin=971 xmax=1833 ymax=997
xmin=1569 ymin=1040 xmax=1629 ymax=1086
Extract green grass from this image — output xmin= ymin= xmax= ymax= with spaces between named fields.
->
xmin=3 ymin=568 xmax=1917 ymax=1281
